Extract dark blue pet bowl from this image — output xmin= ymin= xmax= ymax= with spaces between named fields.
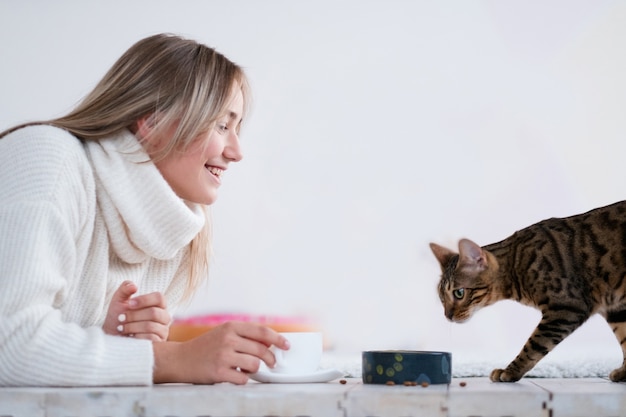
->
xmin=362 ymin=350 xmax=452 ymax=385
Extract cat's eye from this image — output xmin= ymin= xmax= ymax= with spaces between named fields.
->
xmin=452 ymin=288 xmax=465 ymax=299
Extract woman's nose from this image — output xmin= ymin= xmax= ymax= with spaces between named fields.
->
xmin=224 ymin=133 xmax=243 ymax=162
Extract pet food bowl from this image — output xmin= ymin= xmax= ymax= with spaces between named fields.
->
xmin=362 ymin=350 xmax=452 ymax=385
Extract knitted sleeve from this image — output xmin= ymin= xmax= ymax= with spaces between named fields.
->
xmin=0 ymin=126 xmax=154 ymax=386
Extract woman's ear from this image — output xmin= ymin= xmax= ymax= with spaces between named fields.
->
xmin=133 ymin=113 xmax=157 ymax=140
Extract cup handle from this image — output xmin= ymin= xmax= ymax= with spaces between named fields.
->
xmin=271 ymin=345 xmax=286 ymax=368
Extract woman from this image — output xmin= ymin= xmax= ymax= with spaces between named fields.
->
xmin=0 ymin=33 xmax=289 ymax=386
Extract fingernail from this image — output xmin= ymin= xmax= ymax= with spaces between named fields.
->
xmin=116 ymin=324 xmax=123 ymax=333
xmin=129 ymin=299 xmax=138 ymax=308
xmin=118 ymin=313 xmax=126 ymax=322
xmin=283 ymin=339 xmax=291 ymax=349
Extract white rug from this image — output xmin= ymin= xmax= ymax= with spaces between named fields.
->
xmin=451 ymin=356 xmax=618 ymax=379
xmin=321 ymin=351 xmax=622 ymax=379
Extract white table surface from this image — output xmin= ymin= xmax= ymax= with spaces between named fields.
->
xmin=2 ymin=377 xmax=626 ymax=417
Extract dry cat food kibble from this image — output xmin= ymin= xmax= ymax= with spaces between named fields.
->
xmin=421 ymin=381 xmax=430 ymax=387
xmin=361 ymin=350 xmax=452 ymax=386
xmin=339 ymin=379 xmax=347 ymax=384
xmin=386 ymin=381 xmax=395 ymax=386
xmin=459 ymin=381 xmax=467 ymax=387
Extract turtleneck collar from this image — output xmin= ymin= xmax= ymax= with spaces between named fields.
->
xmin=85 ymin=129 xmax=205 ymax=263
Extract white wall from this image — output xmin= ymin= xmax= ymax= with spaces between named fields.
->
xmin=2 ymin=0 xmax=625 ymax=363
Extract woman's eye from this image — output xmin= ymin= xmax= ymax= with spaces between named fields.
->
xmin=217 ymin=124 xmax=228 ymax=133
xmin=452 ymin=288 xmax=465 ymax=300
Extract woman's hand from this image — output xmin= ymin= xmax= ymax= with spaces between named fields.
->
xmin=152 ymin=321 xmax=290 ymax=385
xmin=103 ymin=280 xmax=171 ymax=342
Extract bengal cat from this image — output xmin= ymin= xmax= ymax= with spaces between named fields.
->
xmin=429 ymin=200 xmax=626 ymax=382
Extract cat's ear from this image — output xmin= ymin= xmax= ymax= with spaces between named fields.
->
xmin=429 ymin=242 xmax=457 ymax=271
xmin=457 ymin=238 xmax=488 ymax=272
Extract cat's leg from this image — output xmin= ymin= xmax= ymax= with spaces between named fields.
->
xmin=606 ymin=310 xmax=626 ymax=381
xmin=491 ymin=308 xmax=588 ymax=382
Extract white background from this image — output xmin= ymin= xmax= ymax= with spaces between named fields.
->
xmin=2 ymin=1 xmax=625 ymax=364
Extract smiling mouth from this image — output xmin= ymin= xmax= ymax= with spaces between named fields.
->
xmin=206 ymin=165 xmax=224 ymax=178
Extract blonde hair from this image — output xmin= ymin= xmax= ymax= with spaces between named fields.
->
xmin=2 ymin=33 xmax=251 ymax=301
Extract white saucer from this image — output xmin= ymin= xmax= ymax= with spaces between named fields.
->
xmin=249 ymin=368 xmax=343 ymax=383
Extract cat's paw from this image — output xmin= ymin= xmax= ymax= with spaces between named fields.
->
xmin=609 ymin=367 xmax=626 ymax=382
xmin=490 ymin=368 xmax=521 ymax=382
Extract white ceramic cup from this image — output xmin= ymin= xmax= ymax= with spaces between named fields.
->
xmin=270 ymin=332 xmax=323 ymax=374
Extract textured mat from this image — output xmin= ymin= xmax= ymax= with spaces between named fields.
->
xmin=321 ymin=350 xmax=621 ymax=379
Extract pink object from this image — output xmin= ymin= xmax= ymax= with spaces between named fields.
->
xmin=173 ymin=313 xmax=314 ymax=326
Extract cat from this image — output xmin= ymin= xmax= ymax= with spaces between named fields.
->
xmin=429 ymin=200 xmax=626 ymax=382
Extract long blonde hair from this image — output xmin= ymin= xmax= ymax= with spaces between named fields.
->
xmin=2 ymin=33 xmax=251 ymax=301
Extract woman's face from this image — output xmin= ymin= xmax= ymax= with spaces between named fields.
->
xmin=146 ymin=88 xmax=244 ymax=205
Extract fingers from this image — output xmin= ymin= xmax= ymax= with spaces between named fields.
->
xmin=116 ymin=292 xmax=171 ymax=341
xmin=121 ymin=306 xmax=170 ymax=327
xmin=152 ymin=322 xmax=288 ymax=385
xmin=233 ymin=321 xmax=290 ymax=350
xmin=117 ymin=318 xmax=169 ymax=341
xmin=127 ymin=291 xmax=167 ymax=310
xmin=102 ymin=281 xmax=139 ymax=336
xmin=207 ymin=364 xmax=251 ymax=385
xmin=112 ymin=280 xmax=138 ymax=304
xmin=226 ymin=370 xmax=250 ymax=385
xmin=216 ymin=323 xmax=289 ymax=378
xmin=117 ymin=309 xmax=170 ymax=341
xmin=188 ymin=322 xmax=272 ymax=383
xmin=218 ymin=322 xmax=289 ymax=370
xmin=239 ymin=323 xmax=290 ymax=369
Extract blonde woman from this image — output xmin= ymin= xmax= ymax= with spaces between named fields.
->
xmin=0 ymin=33 xmax=289 ymax=386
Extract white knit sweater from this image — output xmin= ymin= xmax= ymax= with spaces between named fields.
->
xmin=0 ymin=125 xmax=205 ymax=386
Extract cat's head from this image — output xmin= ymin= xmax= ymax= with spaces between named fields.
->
xmin=429 ymin=238 xmax=499 ymax=323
